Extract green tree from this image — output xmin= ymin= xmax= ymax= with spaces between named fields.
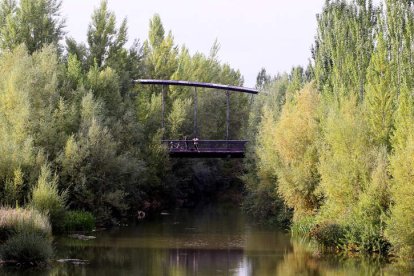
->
xmin=87 ymin=0 xmax=121 ymax=68
xmin=58 ymin=92 xmax=130 ymax=222
xmin=80 ymin=0 xmax=143 ymax=94
xmin=0 ymin=0 xmax=65 ymax=53
xmin=273 ymin=84 xmax=321 ymax=219
xmin=318 ymin=97 xmax=372 ymax=221
xmin=66 ymin=53 xmax=84 ymax=88
xmin=3 ymin=168 xmax=24 ymax=207
xmin=386 ymin=86 xmax=414 ymax=259
xmin=86 ymin=64 xmax=122 ymax=117
xmin=144 ymin=14 xmax=178 ymax=80
xmin=256 ymin=68 xmax=271 ymax=90
xmin=313 ymin=0 xmax=376 ymax=101
xmin=31 ymin=163 xmax=66 ymax=218
xmin=243 ymin=74 xmax=290 ymax=223
xmin=364 ymin=28 xmax=395 ymax=148
xmin=0 ymin=46 xmax=34 ymax=201
xmin=286 ymin=66 xmax=305 ymax=96
xmin=384 ymin=0 xmax=413 ymax=95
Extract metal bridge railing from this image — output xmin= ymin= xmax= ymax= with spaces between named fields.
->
xmin=162 ymin=140 xmax=248 ymax=153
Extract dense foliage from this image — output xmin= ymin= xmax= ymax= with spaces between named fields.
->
xmin=246 ymin=0 xmax=414 ymax=262
xmin=0 ymin=0 xmax=248 ymax=228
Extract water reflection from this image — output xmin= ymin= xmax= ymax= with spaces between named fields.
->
xmin=0 ymin=205 xmax=394 ymax=275
xmin=168 ymin=248 xmax=244 ymax=275
xmin=274 ymin=240 xmax=388 ymax=276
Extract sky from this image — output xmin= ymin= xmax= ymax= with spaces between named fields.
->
xmin=61 ymin=0 xmax=325 ymax=88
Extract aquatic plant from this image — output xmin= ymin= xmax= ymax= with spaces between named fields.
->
xmin=62 ymin=211 xmax=95 ymax=232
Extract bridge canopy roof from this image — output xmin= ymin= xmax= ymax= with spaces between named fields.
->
xmin=134 ymin=79 xmax=258 ymax=94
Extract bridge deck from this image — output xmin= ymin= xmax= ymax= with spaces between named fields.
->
xmin=162 ymin=140 xmax=247 ymax=158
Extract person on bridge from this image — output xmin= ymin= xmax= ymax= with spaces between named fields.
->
xmin=184 ymin=135 xmax=188 ymax=150
xmin=193 ymin=137 xmax=199 ymax=152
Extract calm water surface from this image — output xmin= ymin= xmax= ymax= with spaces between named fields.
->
xmin=2 ymin=205 xmax=390 ymax=275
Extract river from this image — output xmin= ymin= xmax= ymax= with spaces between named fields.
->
xmin=2 ymin=204 xmax=389 ymax=275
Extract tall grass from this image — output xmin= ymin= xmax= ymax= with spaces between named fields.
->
xmin=291 ymin=215 xmax=316 ymax=238
xmin=0 ymin=208 xmax=51 ymax=240
xmin=63 ymin=210 xmax=95 ymax=232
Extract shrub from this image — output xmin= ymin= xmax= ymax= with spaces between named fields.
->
xmin=62 ymin=211 xmax=95 ymax=232
xmin=0 ymin=208 xmax=52 ymax=264
xmin=339 ymin=148 xmax=391 ymax=254
xmin=0 ymin=208 xmax=51 ymax=241
xmin=309 ymin=222 xmax=345 ymax=250
xmin=343 ymin=221 xmax=390 ymax=254
xmin=0 ymin=232 xmax=52 ymax=264
xmin=30 ymin=164 xmax=67 ymax=233
xmin=31 ymin=164 xmax=67 ymax=213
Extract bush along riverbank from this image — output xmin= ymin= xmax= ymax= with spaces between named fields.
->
xmin=0 ymin=207 xmax=96 ymax=267
xmin=0 ymin=165 xmax=96 ymax=267
xmin=0 ymin=208 xmax=52 ymax=266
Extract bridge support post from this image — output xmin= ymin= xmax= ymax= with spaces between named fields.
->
xmin=194 ymin=87 xmax=198 ymax=137
xmin=162 ymin=85 xmax=165 ymax=137
xmin=226 ymin=90 xmax=230 ymax=140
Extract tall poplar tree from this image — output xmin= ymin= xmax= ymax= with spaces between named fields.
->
xmin=364 ymin=27 xmax=395 ymax=147
xmin=313 ymin=0 xmax=376 ymax=102
xmin=0 ymin=0 xmax=65 ymax=53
